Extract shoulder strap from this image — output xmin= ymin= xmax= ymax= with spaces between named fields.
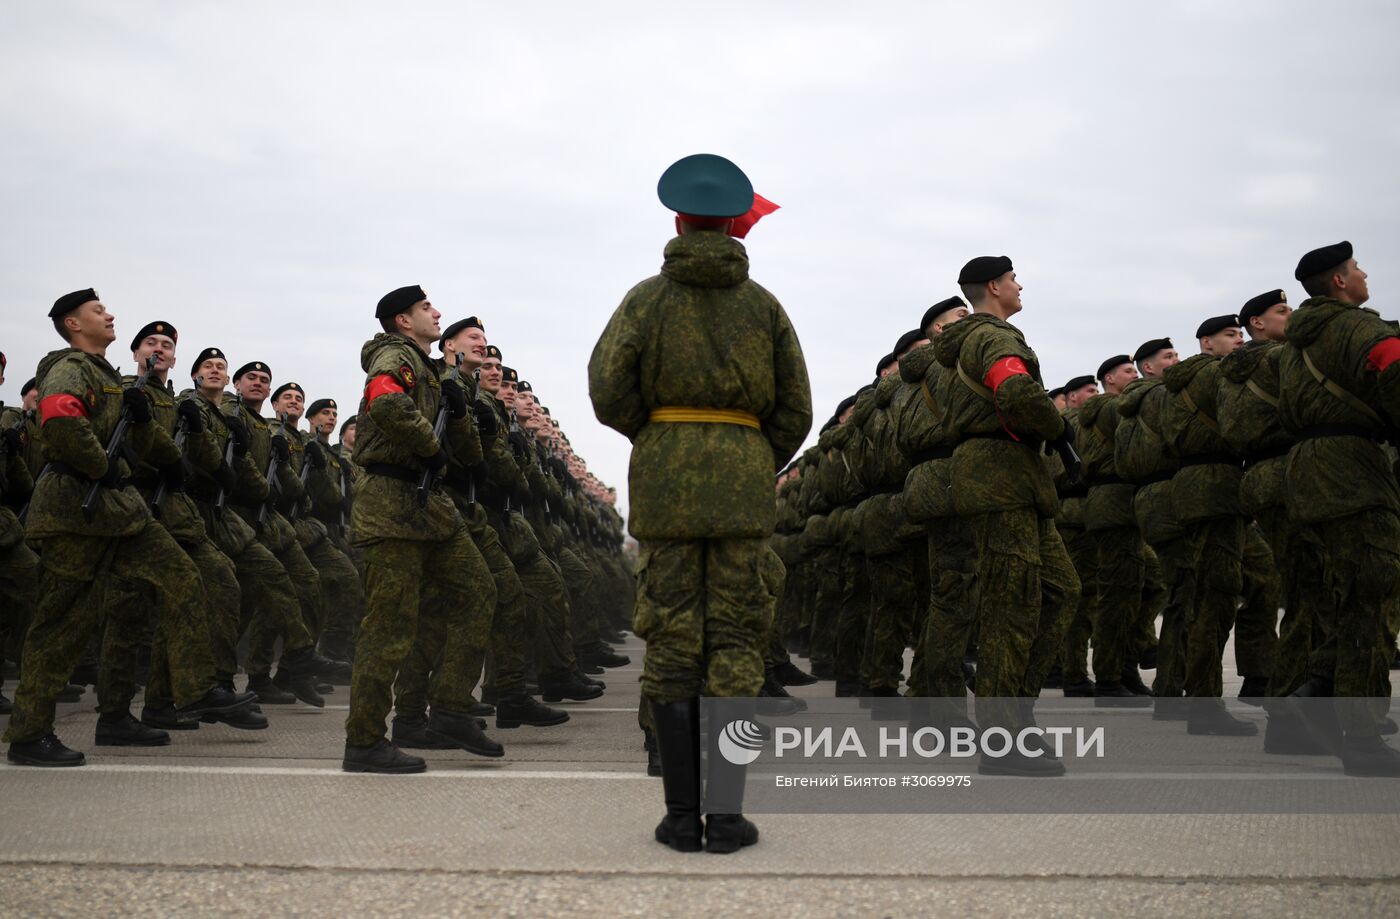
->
xmin=1179 ymin=388 xmax=1220 ymax=435
xmin=1302 ymin=347 xmax=1385 ymax=427
xmin=955 ymin=361 xmax=994 ymax=402
xmin=1245 ymin=378 xmax=1280 ymax=408
xmin=919 ymin=380 xmax=944 ymax=421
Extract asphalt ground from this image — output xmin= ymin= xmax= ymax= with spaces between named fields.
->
xmin=2 ymin=631 xmax=1398 ymax=918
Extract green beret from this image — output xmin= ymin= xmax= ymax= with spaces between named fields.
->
xmin=657 ymin=153 xmax=754 ymax=218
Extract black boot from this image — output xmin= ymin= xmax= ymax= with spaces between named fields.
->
xmin=1340 ymin=734 xmax=1400 ymax=777
xmin=342 ymin=738 xmax=426 ymax=774
xmin=175 ymin=684 xmax=258 ymax=722
xmin=272 ymin=668 xmax=325 ymax=708
xmin=0 ymin=688 xmax=11 ymax=715
xmin=96 ymin=712 xmax=171 ymax=747
xmin=1152 ymin=692 xmax=1189 ymax=721
xmin=1186 ymin=699 xmax=1258 ymax=736
xmin=540 ymin=670 xmax=605 ymax=702
xmin=468 ymin=701 xmax=496 ymax=717
xmin=141 ymin=704 xmax=200 ymax=731
xmin=7 ymin=733 xmax=85 ymax=767
xmin=56 ymin=683 xmax=85 ymax=703
xmin=1138 ymin=645 xmax=1158 ymax=670
xmin=1289 ymin=678 xmax=1342 ymax=754
xmin=581 ymin=646 xmax=631 ymax=669
xmin=705 ymin=813 xmax=760 ymax=854
xmin=427 ymin=708 xmax=505 ymax=758
xmin=758 ymin=672 xmax=806 ymax=715
xmin=1120 ymin=666 xmax=1153 ymax=696
xmin=245 ymin=673 xmax=297 ymax=705
xmin=1063 ymin=679 xmax=1096 ymax=698
xmin=203 ymin=705 xmax=270 ymax=730
xmin=643 ymin=729 xmax=662 ymax=777
xmin=772 ymin=660 xmax=818 ymax=687
xmin=495 ymin=694 xmax=570 ymax=729
xmin=392 ymin=715 xmax=457 ymax=749
xmin=1094 ymin=681 xmax=1152 ymax=708
xmin=1238 ymin=676 xmax=1269 ymax=706
xmin=650 ymin=698 xmax=703 ymax=852
xmin=1042 ymin=666 xmax=1063 ymax=690
xmin=1263 ymin=711 xmax=1329 ymax=755
xmin=809 ymin=660 xmax=835 ymax=680
xmin=962 ymin=660 xmax=977 ymax=694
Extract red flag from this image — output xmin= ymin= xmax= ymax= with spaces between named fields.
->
xmin=729 ymin=193 xmax=780 ymax=239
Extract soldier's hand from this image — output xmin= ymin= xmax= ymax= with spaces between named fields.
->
xmin=271 ymin=434 xmax=290 ymax=463
xmin=307 ymin=441 xmax=328 ymax=470
xmin=425 ymin=446 xmax=449 ymax=472
xmin=441 ymin=379 xmax=469 ymax=420
xmin=178 ymin=399 xmax=204 ymax=434
xmin=472 ymin=400 xmax=498 ymax=435
xmin=1 ymin=427 xmax=20 ymax=453
xmin=122 ymin=387 xmax=153 ymax=424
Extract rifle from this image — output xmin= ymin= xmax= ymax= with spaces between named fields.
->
xmin=152 ymin=377 xmax=201 ymax=517
xmin=213 ymin=391 xmax=242 ymax=517
xmin=286 ymin=429 xmax=314 ymax=523
xmin=258 ymin=410 xmax=288 ymax=529
xmin=0 ymin=410 xmax=28 ymax=501
xmin=82 ymin=354 xmax=157 ymax=522
xmin=418 ymin=354 xmax=462 ymax=508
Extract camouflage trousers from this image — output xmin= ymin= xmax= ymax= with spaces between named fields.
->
xmin=346 ymin=529 xmax=496 ymax=747
xmin=230 ymin=537 xmax=316 ymax=670
xmin=916 ymin=517 xmax=977 ymax=698
xmin=807 ymin=544 xmax=842 ymax=671
xmin=559 ymin=545 xmax=603 ymax=657
xmin=1300 ymin=509 xmax=1399 ymax=738
xmin=1235 ymin=522 xmax=1280 ymax=683
xmin=488 ymin=508 xmax=576 ymax=680
xmin=634 ymin=536 xmax=776 ymax=704
xmin=1134 ymin=547 xmax=1167 ymax=667
xmin=834 ymin=547 xmax=870 ymax=689
xmin=1059 ymin=525 xmax=1096 ymax=686
xmin=245 ymin=533 xmax=323 ymax=678
xmin=319 ymin=531 xmax=363 ymax=662
xmin=966 ymin=509 xmax=1079 ymax=732
xmin=1089 ymin=525 xmax=1146 ymax=684
xmin=1257 ymin=504 xmax=1325 ymax=698
xmin=249 ymin=532 xmax=360 ymax=672
xmin=0 ymin=535 xmax=38 ymax=674
xmin=4 ymin=523 xmax=216 ymax=743
xmin=861 ymin=542 xmax=924 ymax=692
xmin=1182 ymin=515 xmax=1244 ymax=699
xmin=397 ymin=499 xmax=523 ymax=716
xmin=761 ymin=546 xmax=789 ymax=671
xmin=1148 ymin=534 xmax=1196 ymax=698
xmin=101 ymin=532 xmax=242 ymax=711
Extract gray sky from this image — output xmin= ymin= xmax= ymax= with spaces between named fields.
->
xmin=3 ymin=1 xmax=1397 ymax=521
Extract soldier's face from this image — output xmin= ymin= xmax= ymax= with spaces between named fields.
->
xmin=878 ymin=363 xmax=897 ymax=378
xmin=68 ymin=300 xmax=116 ymax=346
xmin=22 ymin=388 xmax=38 ymax=411
xmin=929 ymin=307 xmax=970 ymax=337
xmin=399 ymin=299 xmax=441 ymax=341
xmin=444 ymin=330 xmax=482 ymax=370
xmin=341 ymin=423 xmax=357 ymax=448
xmin=1052 ymin=393 xmax=1068 ymax=411
xmin=1251 ymin=303 xmax=1291 ymax=342
xmin=990 ymin=272 xmax=1023 ymax=314
xmin=480 ymin=358 xmax=502 ymax=394
xmin=134 ymin=334 xmax=176 ymax=373
xmin=197 ymin=358 xmax=228 ymax=391
xmin=516 ymin=397 xmax=535 ymax=421
xmin=1203 ymin=328 xmax=1243 ymax=356
xmin=274 ymin=390 xmax=305 ymax=422
xmin=236 ymin=371 xmax=271 ymax=402
xmin=1139 ymin=349 xmax=1179 ymax=378
xmin=1066 ymin=383 xmax=1098 ymax=408
xmin=500 ymin=381 xmax=517 ymax=408
xmin=309 ymin=407 xmax=336 ymax=435
xmin=1339 ymin=259 xmax=1370 ymax=306
xmin=1102 ymin=363 xmax=1139 ymax=394
xmin=463 ymin=328 xmax=488 ymax=362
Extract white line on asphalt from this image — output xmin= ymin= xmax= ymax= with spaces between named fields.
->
xmin=0 ymin=763 xmax=653 ymax=780
xmin=310 ymin=705 xmax=640 ymax=712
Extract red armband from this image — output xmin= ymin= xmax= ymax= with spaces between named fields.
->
xmin=39 ymin=393 xmax=87 ymax=423
xmin=983 ymin=356 xmax=1030 ymax=394
xmin=364 ymin=374 xmax=406 ymax=404
xmin=1366 ymin=338 xmax=1400 ymax=373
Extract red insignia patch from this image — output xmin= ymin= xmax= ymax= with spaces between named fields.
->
xmin=400 ymin=364 xmax=416 ymax=389
xmin=85 ymin=385 xmax=97 ymax=409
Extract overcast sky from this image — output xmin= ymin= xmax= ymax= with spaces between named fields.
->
xmin=2 ymin=1 xmax=1397 ymax=521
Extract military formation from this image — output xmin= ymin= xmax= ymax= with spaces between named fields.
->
xmin=3 ymin=150 xmax=1399 ymax=857
xmin=0 ymin=289 xmax=634 ymax=774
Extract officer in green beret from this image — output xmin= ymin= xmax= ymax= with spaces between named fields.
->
xmin=589 ymin=154 xmax=812 ymax=852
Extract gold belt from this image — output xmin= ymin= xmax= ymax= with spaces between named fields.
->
xmin=648 ymin=407 xmax=761 ymax=430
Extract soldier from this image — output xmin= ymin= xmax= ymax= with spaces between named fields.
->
xmin=305 ymin=397 xmax=361 ymax=662
xmin=1048 ymin=387 xmax=1067 ymax=412
xmin=1063 ymin=375 xmax=1098 ymax=409
xmin=343 ymin=285 xmax=503 ymax=773
xmin=936 ymin=255 xmax=1080 ymax=777
xmin=1278 ymin=241 xmax=1400 ymax=775
xmin=1079 ymin=354 xmax=1153 ymax=705
xmin=1162 ymin=314 xmax=1257 ymax=736
xmin=5 ymin=290 xmax=254 ymax=766
xmin=0 ymin=355 xmax=39 ymax=716
xmin=589 ymin=154 xmax=811 ymax=852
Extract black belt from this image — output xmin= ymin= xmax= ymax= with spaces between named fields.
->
xmin=363 ymin=462 xmax=422 ymax=484
xmin=1296 ymin=424 xmax=1378 ymax=443
xmin=1179 ymin=454 xmax=1240 ymax=469
xmin=1243 ymin=443 xmax=1291 ymax=469
xmin=1087 ymin=475 xmax=1124 ymax=488
xmin=911 ymin=445 xmax=954 ymax=463
xmin=1134 ymin=470 xmax=1176 ymax=488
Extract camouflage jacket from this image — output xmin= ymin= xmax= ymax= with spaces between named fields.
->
xmin=187 ymin=392 xmax=262 ymax=557
xmin=1115 ymin=377 xmax=1183 ymax=545
xmin=350 ymin=332 xmax=476 ymax=544
xmin=1079 ymin=393 xmax=1134 ymax=531
xmin=1054 ymin=408 xmax=1087 ymax=529
xmin=1278 ymin=295 xmax=1400 ymax=522
xmin=898 ymin=343 xmax=958 ymax=524
xmin=26 ymin=348 xmax=158 ymax=539
xmin=588 ymin=229 xmax=812 ymax=539
xmin=1219 ymin=339 xmax=1290 ymax=516
xmin=934 ymin=313 xmax=1063 ymax=518
xmin=223 ymin=399 xmax=302 ymax=551
xmin=122 ymin=374 xmax=217 ymax=544
xmin=0 ymin=403 xmax=34 ymax=548
xmin=1163 ymin=354 xmax=1241 ymax=523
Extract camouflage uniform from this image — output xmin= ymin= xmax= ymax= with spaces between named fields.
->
xmin=1278 ymin=295 xmax=1400 ymax=739
xmin=589 ymin=229 xmax=812 ymax=703
xmin=5 ymin=349 xmax=217 ymax=744
xmin=346 ymin=332 xmax=495 ymax=747
xmin=1053 ymin=408 xmax=1095 ymax=690
xmin=934 ymin=314 xmax=1080 ymax=730
xmin=0 ymin=404 xmax=39 ymax=691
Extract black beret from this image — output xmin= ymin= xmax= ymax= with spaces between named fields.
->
xmin=821 ymin=415 xmax=839 ymax=434
xmin=1195 ymin=315 xmax=1240 ymax=339
xmin=439 ymin=316 xmax=484 ymax=346
xmin=834 ymin=393 xmax=859 ymax=419
xmin=50 ymin=288 xmax=98 ymax=318
xmin=893 ymin=328 xmax=926 ymax=356
xmin=1096 ymin=354 xmax=1132 ymax=381
xmin=232 ymin=361 xmax=270 ymax=381
xmin=502 ymin=367 xmax=519 ymax=383
xmin=1294 ymin=241 xmax=1352 ymax=283
xmin=1240 ymin=289 xmax=1287 ymax=327
xmin=484 ymin=345 xmax=502 ymax=361
xmin=1047 ymin=386 xmax=1066 ymax=399
xmin=128 ymin=320 xmax=177 ymax=352
xmin=1064 ymin=375 xmax=1096 ymax=393
xmin=271 ymin=382 xmax=304 ymax=401
xmin=339 ymin=415 xmax=357 ymax=435
xmin=190 ymin=347 xmax=225 ymax=377
xmin=958 ymin=256 xmax=1013 ymax=285
xmin=21 ymin=376 xmax=38 ymax=395
xmin=517 ymin=380 xmax=533 ymax=393
xmin=307 ymin=398 xmax=337 ymax=416
xmin=0 ymin=352 xmax=4 ymax=372
xmin=920 ymin=296 xmax=966 ymax=332
xmin=375 ymin=285 xmax=427 ymax=320
xmin=1132 ymin=338 xmax=1173 ymax=363
xmin=875 ymin=352 xmax=897 ymax=375
xmin=657 ymin=153 xmax=754 ymax=218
